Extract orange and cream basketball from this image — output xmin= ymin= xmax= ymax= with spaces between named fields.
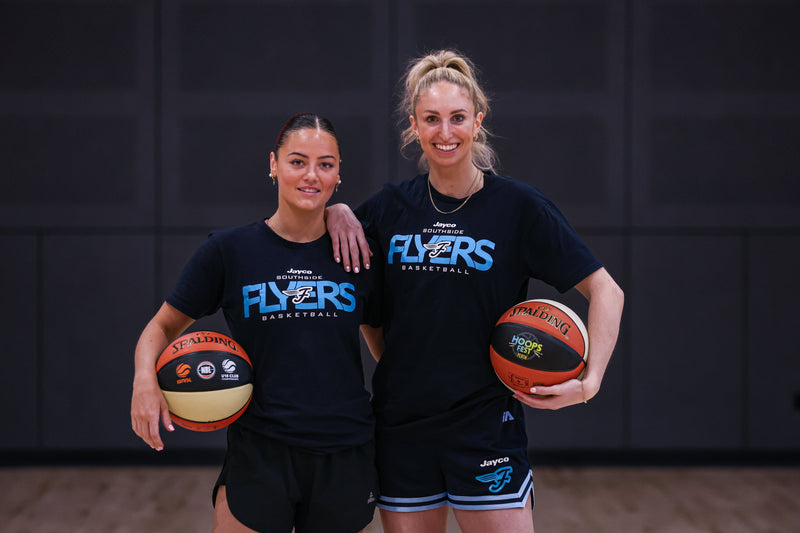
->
xmin=155 ymin=331 xmax=253 ymax=431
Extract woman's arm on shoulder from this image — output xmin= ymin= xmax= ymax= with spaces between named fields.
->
xmin=325 ymin=203 xmax=372 ymax=273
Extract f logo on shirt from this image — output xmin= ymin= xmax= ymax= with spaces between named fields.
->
xmin=282 ymin=286 xmax=313 ymax=304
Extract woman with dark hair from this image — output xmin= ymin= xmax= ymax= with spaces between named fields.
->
xmin=132 ymin=113 xmax=381 ymax=533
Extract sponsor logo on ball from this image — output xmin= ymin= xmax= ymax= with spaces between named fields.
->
xmin=197 ymin=361 xmax=216 ymax=380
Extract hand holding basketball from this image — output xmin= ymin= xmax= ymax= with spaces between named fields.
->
xmin=512 ymin=378 xmax=589 ymax=410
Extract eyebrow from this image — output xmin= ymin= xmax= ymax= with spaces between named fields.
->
xmin=421 ymin=109 xmax=468 ymax=115
xmin=287 ymin=151 xmax=336 ymax=160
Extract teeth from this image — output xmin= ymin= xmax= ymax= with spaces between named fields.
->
xmin=435 ymin=143 xmax=457 ymax=151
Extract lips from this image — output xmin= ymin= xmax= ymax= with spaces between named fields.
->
xmin=434 ymin=143 xmax=458 ymax=152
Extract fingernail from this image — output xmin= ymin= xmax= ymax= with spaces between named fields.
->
xmin=345 ymin=266 xmax=350 ymax=272
xmin=365 ymin=263 xmax=370 ymax=269
xmin=354 ymin=267 xmax=359 ymax=273
xmin=335 ymin=257 xmax=340 ymax=263
xmin=168 ymin=425 xmax=174 ymax=431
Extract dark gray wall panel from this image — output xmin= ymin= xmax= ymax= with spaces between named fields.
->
xmin=631 ymin=0 xmax=800 ymax=228
xmin=0 ymin=3 xmax=137 ymax=90
xmin=650 ymin=2 xmax=800 ymax=91
xmin=747 ymin=235 xmax=800 ymax=449
xmin=493 ymin=116 xmax=609 ymax=206
xmin=0 ymin=236 xmax=39 ymax=448
xmin=0 ymin=0 xmax=155 ymax=229
xmin=178 ymin=2 xmax=372 ymax=91
xmin=41 ymin=235 xmax=156 ymax=448
xmin=649 ymin=118 xmax=800 ymax=208
xmin=524 ymin=236 xmax=628 ymax=449
xmin=177 ymin=115 xmax=277 ymax=211
xmin=0 ymin=116 xmax=138 ymax=204
xmin=407 ymin=1 xmax=610 ymax=92
xmin=631 ymin=235 xmax=744 ymax=448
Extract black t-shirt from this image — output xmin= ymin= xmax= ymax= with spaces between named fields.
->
xmin=167 ymin=220 xmax=382 ymax=452
xmin=355 ymin=173 xmax=601 ymax=428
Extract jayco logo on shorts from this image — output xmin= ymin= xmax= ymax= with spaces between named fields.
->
xmin=479 ymin=456 xmax=510 ymax=468
xmin=475 ymin=466 xmax=513 ymax=493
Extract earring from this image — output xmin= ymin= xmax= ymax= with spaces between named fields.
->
xmin=335 ymin=180 xmax=341 ymax=193
xmin=269 ymin=172 xmax=276 ymax=185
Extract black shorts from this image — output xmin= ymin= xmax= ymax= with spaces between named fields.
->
xmin=214 ymin=424 xmax=377 ymax=533
xmin=375 ymin=395 xmax=533 ymax=512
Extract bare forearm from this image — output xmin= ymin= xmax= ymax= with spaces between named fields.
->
xmin=578 ymin=269 xmax=624 ymax=400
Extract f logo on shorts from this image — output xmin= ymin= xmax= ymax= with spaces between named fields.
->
xmin=475 ymin=466 xmax=513 ymax=493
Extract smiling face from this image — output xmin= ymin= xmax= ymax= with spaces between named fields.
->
xmin=269 ymin=127 xmax=340 ymax=214
xmin=410 ymin=80 xmax=483 ymax=173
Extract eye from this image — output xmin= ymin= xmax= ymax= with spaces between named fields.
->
xmin=424 ymin=115 xmax=439 ymax=123
xmin=290 ymin=159 xmax=305 ymax=166
xmin=452 ymin=114 xmax=465 ymax=123
xmin=321 ymin=161 xmax=334 ymax=169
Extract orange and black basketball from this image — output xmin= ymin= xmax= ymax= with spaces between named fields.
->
xmin=490 ymin=299 xmax=589 ymax=392
xmin=156 ymin=331 xmax=253 ymax=431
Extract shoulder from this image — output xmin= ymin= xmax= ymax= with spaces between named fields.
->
xmin=372 ymin=174 xmax=427 ymax=202
xmin=208 ymin=221 xmax=266 ymax=243
xmin=357 ymin=174 xmax=427 ymax=220
xmin=484 ymin=173 xmax=558 ymax=213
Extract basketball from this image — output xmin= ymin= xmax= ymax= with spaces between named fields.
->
xmin=490 ymin=299 xmax=589 ymax=392
xmin=156 ymin=331 xmax=254 ymax=431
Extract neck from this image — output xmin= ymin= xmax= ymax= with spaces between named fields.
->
xmin=266 ymin=206 xmax=326 ymax=243
xmin=429 ymin=163 xmax=482 ymax=198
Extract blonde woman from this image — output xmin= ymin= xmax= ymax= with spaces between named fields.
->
xmin=328 ymin=51 xmax=624 ymax=533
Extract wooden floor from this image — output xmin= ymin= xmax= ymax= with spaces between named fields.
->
xmin=1 ymin=466 xmax=798 ymax=532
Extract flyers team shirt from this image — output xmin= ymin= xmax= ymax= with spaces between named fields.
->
xmin=355 ymin=173 xmax=601 ymax=428
xmin=166 ymin=221 xmax=382 ymax=452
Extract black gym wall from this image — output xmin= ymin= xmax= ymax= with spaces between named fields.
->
xmin=1 ymin=0 xmax=798 ymax=463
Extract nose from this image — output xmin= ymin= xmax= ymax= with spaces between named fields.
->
xmin=304 ymin=164 xmax=318 ymax=181
xmin=440 ymin=120 xmax=450 ymax=137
